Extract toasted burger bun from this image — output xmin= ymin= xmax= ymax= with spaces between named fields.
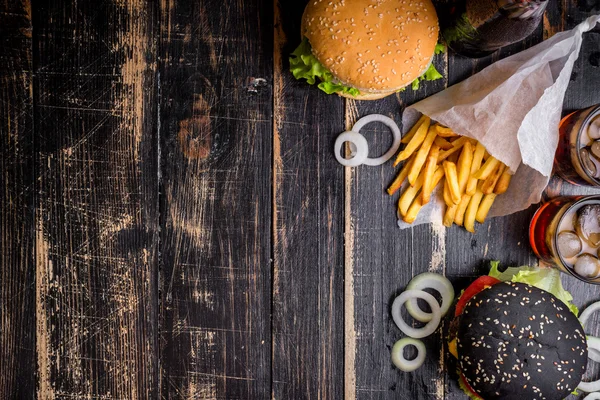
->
xmin=301 ymin=0 xmax=439 ymax=96
xmin=456 ymin=282 xmax=587 ymax=400
xmin=337 ymin=89 xmax=398 ymax=101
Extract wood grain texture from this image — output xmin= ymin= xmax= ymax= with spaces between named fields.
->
xmin=444 ymin=9 xmax=545 ymax=281
xmin=33 ymin=0 xmax=159 ymax=398
xmin=158 ymin=0 xmax=273 ymax=398
xmin=543 ymin=3 xmax=600 ymax=399
xmin=0 ymin=0 xmax=36 ymax=398
xmin=345 ymin=47 xmax=449 ymax=400
xmin=272 ymin=2 xmax=345 ymax=400
xmin=1 ymin=0 xmax=599 ymax=398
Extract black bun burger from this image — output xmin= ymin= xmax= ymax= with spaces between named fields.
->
xmin=449 ymin=280 xmax=588 ymax=400
xmin=289 ymin=0 xmax=444 ymax=100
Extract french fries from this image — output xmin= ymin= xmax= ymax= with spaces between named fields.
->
xmin=435 ymin=125 xmax=459 ymax=138
xmin=481 ymin=164 xmax=505 ymax=195
xmin=456 ymin=141 xmax=473 ymax=193
xmin=403 ymin=170 xmax=444 ymax=223
xmin=387 ymin=154 xmax=415 ymax=195
xmin=389 ymin=120 xmax=513 ymax=232
xmin=443 ymin=180 xmax=453 ymax=207
xmin=443 ymin=204 xmax=458 ymax=227
xmin=394 ymin=117 xmax=431 ymax=165
xmin=454 ymin=194 xmax=472 ymax=226
xmin=399 ymin=172 xmax=426 ymax=216
xmin=473 ymin=156 xmax=499 ymax=180
xmin=466 ymin=142 xmax=485 ymax=196
xmin=404 ymin=197 xmax=423 ymax=224
xmin=443 ymin=161 xmax=461 ymax=204
xmin=401 ymin=115 xmax=429 ymax=144
xmin=421 ymin=145 xmax=440 ymax=204
xmin=464 ymin=190 xmax=484 ymax=233
xmin=476 ymin=193 xmax=497 ymax=223
xmin=494 ymin=168 xmax=513 ymax=194
xmin=408 ymin=127 xmax=438 ymax=185
xmin=437 ymin=137 xmax=470 ymax=162
xmin=434 ymin=137 xmax=453 ymax=150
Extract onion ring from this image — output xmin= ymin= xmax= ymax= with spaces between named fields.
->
xmin=391 ymin=338 xmax=426 ymax=372
xmin=579 ymin=301 xmax=600 ymax=363
xmin=578 ymin=336 xmax=600 ymax=392
xmin=351 ymin=114 xmax=401 ymax=166
xmin=391 ymin=290 xmax=441 ymax=339
xmin=333 ymin=131 xmax=369 ymax=167
xmin=405 ymin=273 xmax=455 ymax=322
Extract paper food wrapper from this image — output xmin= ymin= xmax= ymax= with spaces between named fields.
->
xmin=398 ymin=15 xmax=600 ymax=229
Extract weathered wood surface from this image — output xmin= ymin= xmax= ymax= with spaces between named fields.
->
xmin=273 ymin=2 xmax=345 ymax=399
xmin=0 ymin=0 xmax=36 ymax=398
xmin=158 ymin=0 xmax=273 ymax=398
xmin=34 ymin=0 xmax=160 ymax=398
xmin=1 ymin=0 xmax=600 ymax=399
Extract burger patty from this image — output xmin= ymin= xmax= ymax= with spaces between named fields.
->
xmin=457 ymin=282 xmax=587 ymax=400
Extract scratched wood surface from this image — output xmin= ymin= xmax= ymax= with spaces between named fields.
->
xmin=158 ymin=0 xmax=272 ymax=398
xmin=34 ymin=0 xmax=160 ymax=398
xmin=273 ymin=1 xmax=345 ymax=399
xmin=0 ymin=1 xmax=36 ymax=398
xmin=1 ymin=0 xmax=600 ymax=399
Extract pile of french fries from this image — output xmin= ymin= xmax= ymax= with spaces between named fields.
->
xmin=387 ymin=115 xmax=513 ymax=232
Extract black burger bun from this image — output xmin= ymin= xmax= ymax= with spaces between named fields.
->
xmin=457 ymin=282 xmax=587 ymax=400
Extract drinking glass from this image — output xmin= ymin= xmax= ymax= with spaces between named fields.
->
xmin=554 ymin=104 xmax=600 ymax=186
xmin=530 ymin=195 xmax=600 ymax=284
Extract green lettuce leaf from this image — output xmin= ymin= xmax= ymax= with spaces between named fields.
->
xmin=290 ymin=38 xmax=444 ymax=95
xmin=488 ymin=261 xmax=579 ymax=316
xmin=411 ymin=63 xmax=444 ymax=91
xmin=435 ymin=43 xmax=446 ymax=55
xmin=289 ymin=38 xmax=360 ymax=97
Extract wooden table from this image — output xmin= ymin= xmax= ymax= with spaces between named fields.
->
xmin=2 ymin=1 xmax=600 ymax=399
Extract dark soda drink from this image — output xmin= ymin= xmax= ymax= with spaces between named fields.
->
xmin=554 ymin=104 xmax=600 ymax=186
xmin=441 ymin=0 xmax=548 ymax=58
xmin=530 ymin=195 xmax=600 ymax=284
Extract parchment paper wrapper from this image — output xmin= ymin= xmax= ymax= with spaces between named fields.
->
xmin=398 ymin=15 xmax=600 ymax=229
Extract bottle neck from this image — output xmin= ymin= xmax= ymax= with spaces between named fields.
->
xmin=497 ymin=0 xmax=548 ymax=20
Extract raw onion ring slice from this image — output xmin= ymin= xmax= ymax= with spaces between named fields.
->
xmin=391 ymin=338 xmax=426 ymax=372
xmin=579 ymin=301 xmax=600 ymax=363
xmin=333 ymin=131 xmax=369 ymax=167
xmin=405 ymin=273 xmax=455 ymax=322
xmin=578 ymin=336 xmax=600 ymax=393
xmin=351 ymin=114 xmax=401 ymax=166
xmin=391 ymin=290 xmax=441 ymax=339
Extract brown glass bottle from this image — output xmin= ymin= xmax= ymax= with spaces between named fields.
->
xmin=441 ymin=0 xmax=548 ymax=58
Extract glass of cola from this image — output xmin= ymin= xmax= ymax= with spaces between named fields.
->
xmin=554 ymin=104 xmax=600 ymax=186
xmin=530 ymin=195 xmax=600 ymax=284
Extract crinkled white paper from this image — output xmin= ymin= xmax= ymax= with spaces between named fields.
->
xmin=398 ymin=15 xmax=600 ymax=229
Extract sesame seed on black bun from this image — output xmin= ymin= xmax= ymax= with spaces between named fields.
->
xmin=457 ymin=282 xmax=587 ymax=400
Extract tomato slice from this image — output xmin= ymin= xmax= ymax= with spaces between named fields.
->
xmin=459 ymin=372 xmax=483 ymax=400
xmin=454 ymin=276 xmax=501 ymax=317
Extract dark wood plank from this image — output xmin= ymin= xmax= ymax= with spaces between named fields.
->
xmin=33 ymin=0 xmax=159 ymax=397
xmin=444 ymin=10 xmax=545 ymax=279
xmin=271 ymin=1 xmax=345 ymax=399
xmin=158 ymin=0 xmax=273 ymax=398
xmin=545 ymin=0 xmax=600 ymax=114
xmin=543 ymin=4 xmax=600 ymax=399
xmin=441 ymin=6 xmax=600 ymax=398
xmin=345 ymin=42 xmax=450 ymax=399
xmin=0 ymin=1 xmax=36 ymax=398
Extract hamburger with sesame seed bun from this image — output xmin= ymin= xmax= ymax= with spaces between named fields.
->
xmin=289 ymin=0 xmax=444 ymax=100
xmin=448 ymin=279 xmax=587 ymax=400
